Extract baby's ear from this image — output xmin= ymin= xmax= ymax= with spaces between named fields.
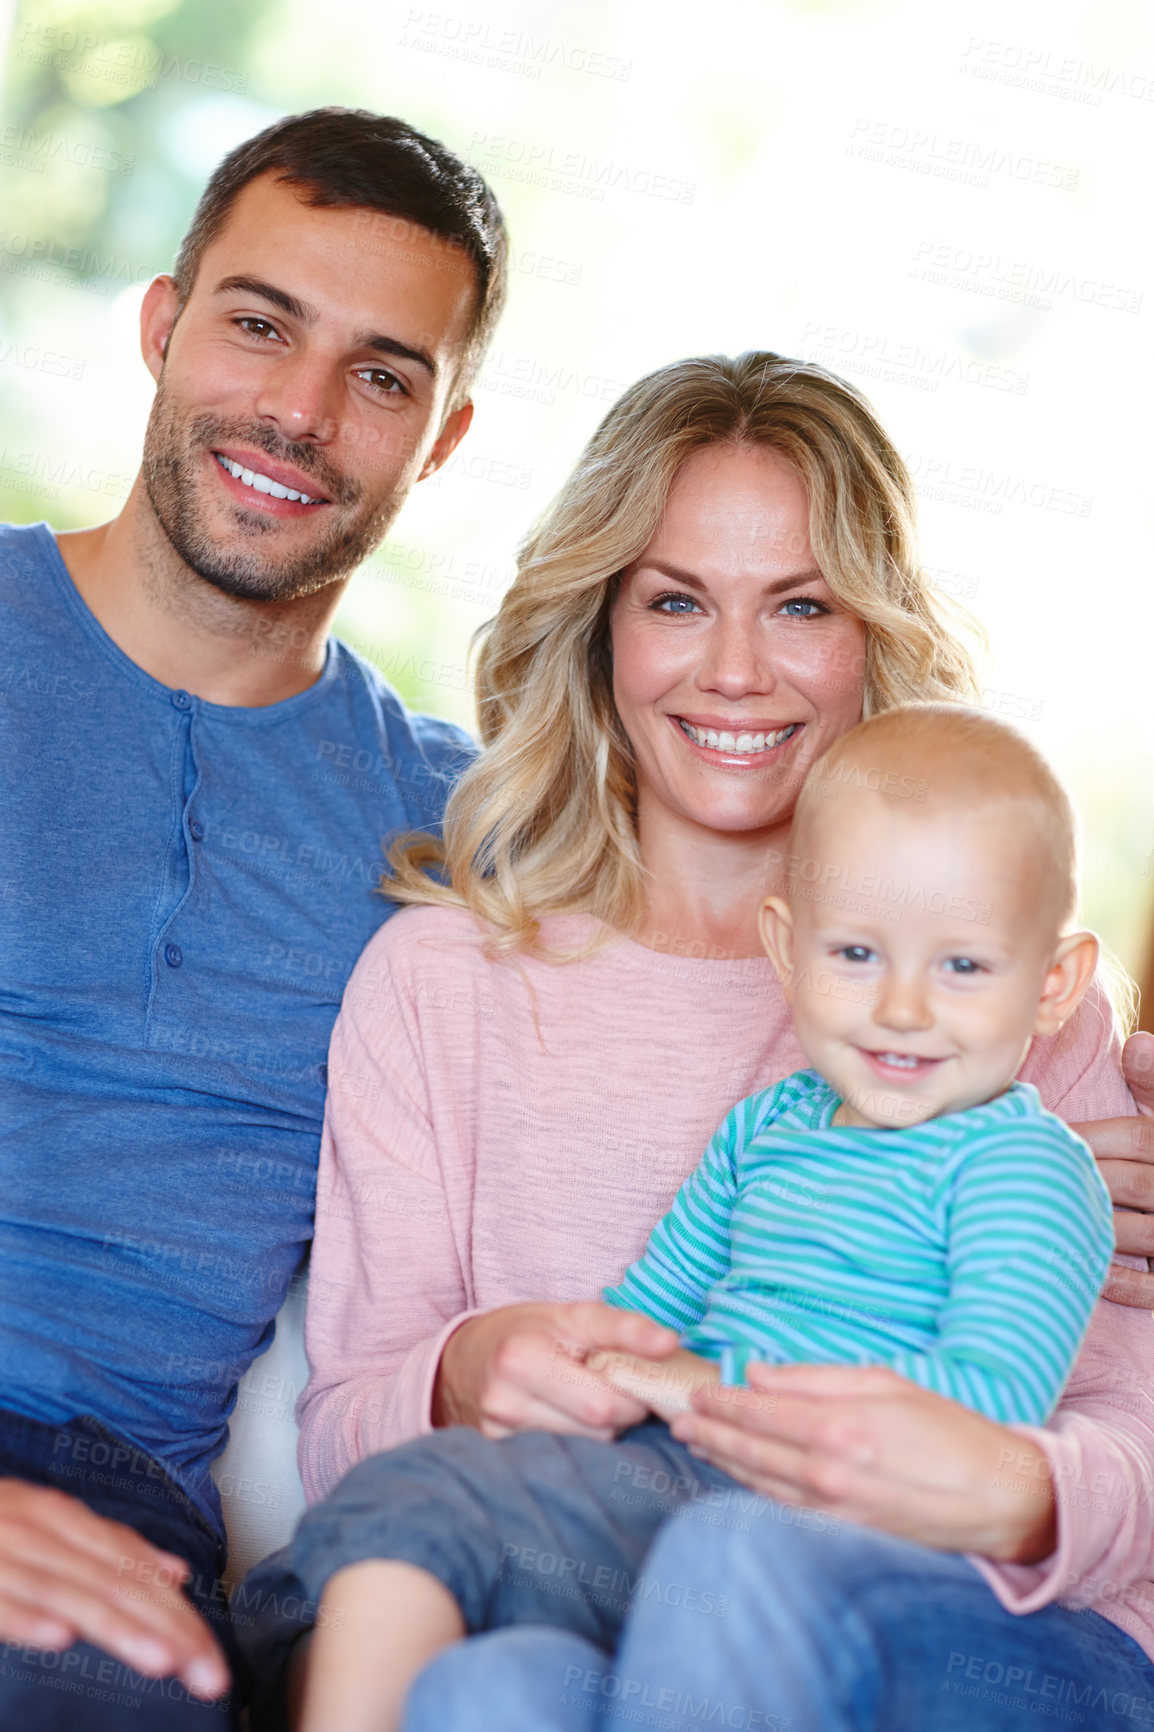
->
xmin=1034 ymin=929 xmax=1099 ymax=1038
xmin=759 ymin=897 xmax=795 ymax=994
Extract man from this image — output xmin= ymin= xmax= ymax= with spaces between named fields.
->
xmin=0 ymin=107 xmax=505 ymax=1726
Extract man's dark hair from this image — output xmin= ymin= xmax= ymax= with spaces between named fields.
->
xmin=172 ymin=107 xmax=507 ymax=404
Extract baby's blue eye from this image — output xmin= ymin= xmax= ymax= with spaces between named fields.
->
xmin=839 ymin=945 xmax=875 ymax=963
xmin=945 ymin=957 xmax=981 ymax=974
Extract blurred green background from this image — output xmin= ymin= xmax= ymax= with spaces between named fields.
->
xmin=1 ymin=0 xmax=1151 ymax=997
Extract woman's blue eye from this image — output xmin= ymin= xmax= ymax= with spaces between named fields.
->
xmin=651 ymin=592 xmax=700 ymax=614
xmin=780 ymin=597 xmax=827 ymax=618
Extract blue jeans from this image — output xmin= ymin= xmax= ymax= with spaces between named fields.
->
xmin=241 ymin=1418 xmax=755 ymax=1713
xmin=406 ymin=1510 xmax=1154 ymax=1731
xmin=0 ymin=1408 xmax=242 ymax=1729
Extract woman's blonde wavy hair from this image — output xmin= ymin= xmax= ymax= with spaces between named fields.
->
xmin=385 ymin=350 xmax=983 ymax=953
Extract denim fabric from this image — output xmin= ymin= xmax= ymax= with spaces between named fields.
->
xmin=239 ymin=1419 xmax=819 ymax=1709
xmin=0 ymin=1408 xmax=241 ymax=1729
xmin=406 ymin=1514 xmax=1154 ymax=1732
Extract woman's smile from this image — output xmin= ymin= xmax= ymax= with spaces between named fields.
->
xmin=671 ymin=716 xmax=804 ymax=763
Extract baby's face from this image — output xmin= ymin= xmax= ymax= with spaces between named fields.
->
xmin=769 ymin=789 xmax=1063 ymax=1129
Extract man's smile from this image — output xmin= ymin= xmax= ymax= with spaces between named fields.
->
xmin=211 ymin=447 xmax=332 ymax=517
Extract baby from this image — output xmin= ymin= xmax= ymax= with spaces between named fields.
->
xmin=265 ymin=703 xmax=1116 ymax=1732
xmin=594 ymin=701 xmax=1113 ymax=1425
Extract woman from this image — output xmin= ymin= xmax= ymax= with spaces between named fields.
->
xmin=243 ymin=353 xmax=1154 ymax=1729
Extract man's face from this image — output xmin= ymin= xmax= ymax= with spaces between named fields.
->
xmin=139 ymin=172 xmax=478 ymax=601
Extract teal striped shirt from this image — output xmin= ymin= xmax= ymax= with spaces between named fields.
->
xmin=604 ymin=1070 xmax=1114 ymax=1424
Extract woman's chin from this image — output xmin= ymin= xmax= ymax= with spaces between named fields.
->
xmin=634 ymin=763 xmax=797 ymax=840
xmin=661 ymin=793 xmax=793 ymax=837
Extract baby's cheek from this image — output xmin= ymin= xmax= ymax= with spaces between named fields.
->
xmin=801 ymin=977 xmax=872 ymax=1034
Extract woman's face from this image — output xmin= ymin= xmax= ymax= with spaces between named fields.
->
xmin=610 ymin=443 xmax=867 ymax=843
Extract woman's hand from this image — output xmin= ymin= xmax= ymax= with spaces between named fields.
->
xmin=1073 ymin=1030 xmax=1154 ymax=1308
xmin=670 ymin=1362 xmax=1057 ymax=1564
xmin=432 ymin=1301 xmax=681 ymax=1439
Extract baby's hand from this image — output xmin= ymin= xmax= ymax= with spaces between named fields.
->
xmin=585 ymin=1346 xmax=720 ymax=1423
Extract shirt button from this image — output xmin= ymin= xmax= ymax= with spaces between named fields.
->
xmin=164 ymin=943 xmax=183 ymax=968
xmin=172 ymin=690 xmax=191 ymax=710
xmin=189 ymin=819 xmax=205 ymax=842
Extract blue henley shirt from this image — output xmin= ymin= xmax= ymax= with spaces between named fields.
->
xmin=0 ymin=522 xmax=473 ymax=1527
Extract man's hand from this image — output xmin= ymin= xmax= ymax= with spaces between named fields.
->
xmin=1073 ymin=1030 xmax=1154 ymax=1308
xmin=0 ymin=1481 xmax=230 ymax=1699
xmin=432 ymin=1301 xmax=680 ymax=1439
xmin=671 ymin=1362 xmax=1057 ymax=1564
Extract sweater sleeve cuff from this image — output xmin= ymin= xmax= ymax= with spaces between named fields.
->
xmin=358 ymin=1310 xmax=484 ymax=1453
xmin=970 ymin=1425 xmax=1086 ymax=1616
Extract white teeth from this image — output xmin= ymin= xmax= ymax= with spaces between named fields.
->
xmin=878 ymin=1053 xmax=919 ymax=1068
xmin=215 ymin=453 xmax=317 ymax=504
xmin=678 ymin=721 xmax=798 ymax=755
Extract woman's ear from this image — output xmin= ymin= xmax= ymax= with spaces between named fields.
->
xmin=759 ymin=896 xmax=795 ymax=995
xmin=1034 ymin=929 xmax=1099 ymax=1037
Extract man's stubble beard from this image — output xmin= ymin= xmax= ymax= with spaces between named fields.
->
xmin=141 ymin=375 xmax=407 ymax=603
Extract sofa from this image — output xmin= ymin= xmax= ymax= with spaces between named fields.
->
xmin=210 ymin=1275 xmax=310 ymax=1588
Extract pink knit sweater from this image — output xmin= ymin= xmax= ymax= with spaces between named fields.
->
xmin=299 ymin=906 xmax=1154 ymax=1661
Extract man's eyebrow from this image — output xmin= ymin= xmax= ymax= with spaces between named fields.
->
xmin=637 ymin=558 xmax=825 ymax=595
xmin=214 ymin=276 xmax=438 ymax=379
xmin=352 ymin=331 xmax=437 ymax=379
xmin=213 ymin=275 xmax=317 ymax=326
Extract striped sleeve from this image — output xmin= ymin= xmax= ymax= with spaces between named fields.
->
xmin=885 ymin=1122 xmax=1115 ymax=1424
xmin=603 ymin=1091 xmax=763 ymax=1331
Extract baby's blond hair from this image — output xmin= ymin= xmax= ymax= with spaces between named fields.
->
xmin=795 ymin=703 xmax=1078 ymax=930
